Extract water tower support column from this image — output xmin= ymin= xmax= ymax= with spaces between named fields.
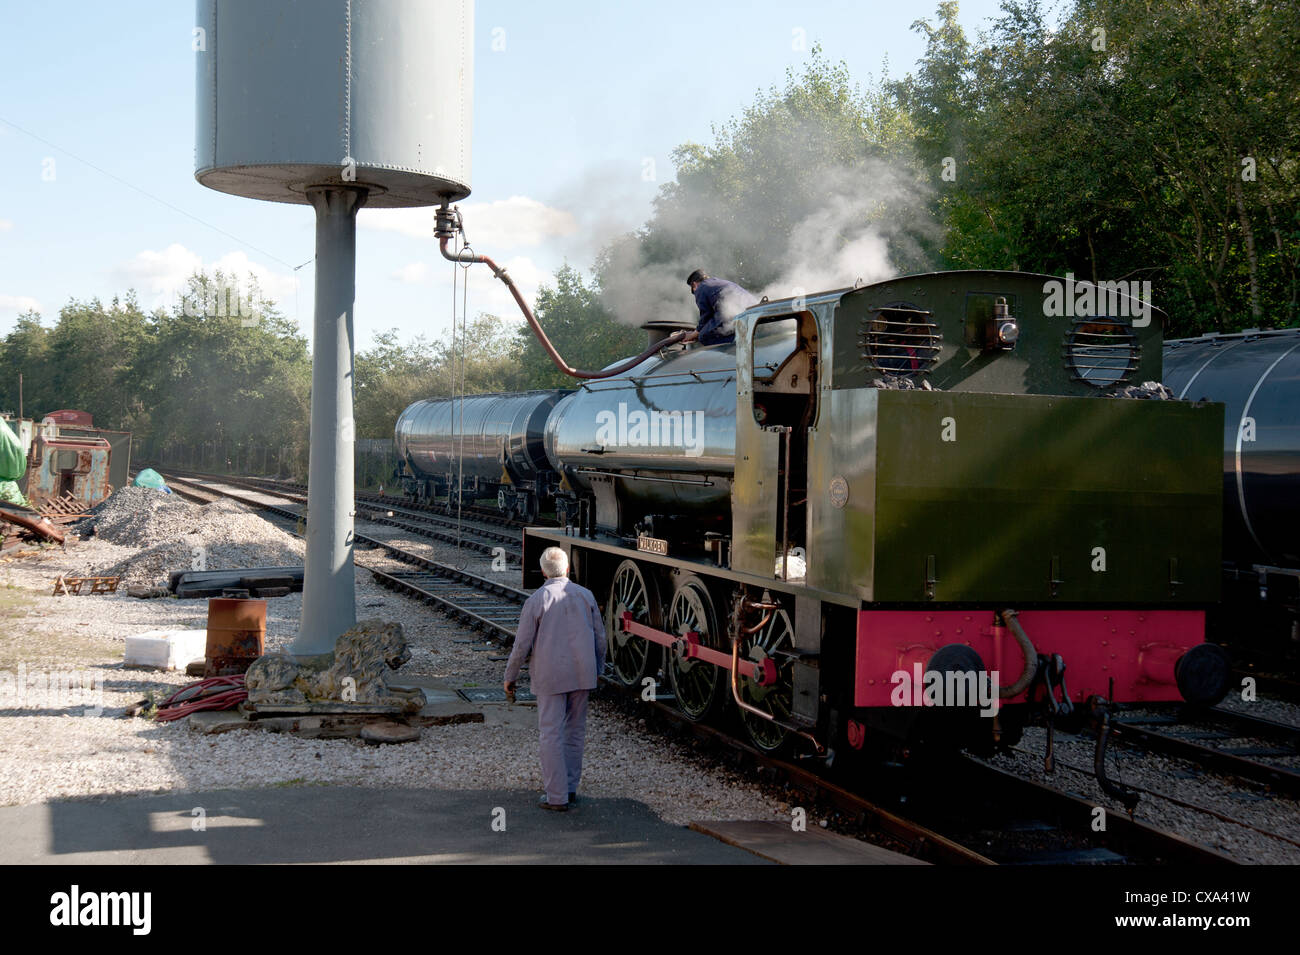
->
xmin=294 ymin=185 xmax=366 ymax=655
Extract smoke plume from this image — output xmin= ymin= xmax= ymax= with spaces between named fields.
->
xmin=595 ymin=152 xmax=939 ymax=327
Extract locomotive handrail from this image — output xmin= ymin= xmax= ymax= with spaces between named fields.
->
xmin=574 ymin=468 xmax=715 ymax=486
xmin=578 ymin=369 xmax=736 ymax=390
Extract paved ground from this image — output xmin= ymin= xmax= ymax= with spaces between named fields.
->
xmin=0 ymin=786 xmax=769 ymax=864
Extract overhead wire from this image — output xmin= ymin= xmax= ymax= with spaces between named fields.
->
xmin=448 ymin=224 xmax=473 ymax=569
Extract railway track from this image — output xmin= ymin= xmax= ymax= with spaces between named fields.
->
xmin=365 ymin=532 xmax=1239 ymax=863
xmin=615 ymin=688 xmax=1234 ymax=865
xmin=1232 ymin=666 xmax=1300 ymax=707
xmin=163 ymin=473 xmax=529 ymax=636
xmin=1110 ymin=706 xmax=1300 ymax=798
xmin=369 ymin=565 xmax=526 ymax=643
xmin=912 ymin=755 xmax=1235 ymax=864
xmin=207 ymin=474 xmax=521 ymax=543
xmin=149 ymin=469 xmax=1268 ymax=864
xmin=164 ymin=472 xmax=520 ymax=563
xmin=164 ymin=468 xmax=538 ymax=530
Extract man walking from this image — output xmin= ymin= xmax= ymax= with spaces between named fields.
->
xmin=504 ymin=546 xmax=606 ymax=812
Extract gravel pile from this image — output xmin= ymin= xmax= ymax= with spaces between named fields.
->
xmin=74 ymin=485 xmax=191 ymax=541
xmin=74 ymin=486 xmax=303 ymax=586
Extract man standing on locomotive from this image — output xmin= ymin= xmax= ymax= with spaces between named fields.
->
xmin=504 ymin=546 xmax=606 ymax=812
xmin=685 ymin=269 xmax=759 ymax=346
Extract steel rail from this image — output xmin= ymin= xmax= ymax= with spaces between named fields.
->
xmin=1110 ymin=715 xmax=1300 ymax=798
xmin=166 ymin=474 xmax=520 ymax=562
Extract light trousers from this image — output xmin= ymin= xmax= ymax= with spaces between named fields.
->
xmin=536 ymin=688 xmax=590 ymax=805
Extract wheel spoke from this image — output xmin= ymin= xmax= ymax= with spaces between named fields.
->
xmin=667 ymin=580 xmax=721 ymax=721
xmin=740 ymin=608 xmax=795 ymax=752
xmin=608 ymin=561 xmax=658 ymax=687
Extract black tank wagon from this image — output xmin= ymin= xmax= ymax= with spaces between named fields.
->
xmin=1165 ymin=328 xmax=1300 ymax=669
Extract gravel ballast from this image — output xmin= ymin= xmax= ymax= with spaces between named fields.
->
xmin=0 ymin=493 xmax=778 ymax=828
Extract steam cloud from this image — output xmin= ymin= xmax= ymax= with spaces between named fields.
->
xmin=595 ymin=155 xmax=938 ymax=327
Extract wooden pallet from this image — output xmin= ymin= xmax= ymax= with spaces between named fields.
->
xmin=37 ymin=488 xmax=107 ymax=524
xmin=39 ymin=490 xmax=84 ymax=517
xmin=52 ymin=575 xmax=122 ymax=596
xmin=41 ymin=488 xmax=112 ymax=527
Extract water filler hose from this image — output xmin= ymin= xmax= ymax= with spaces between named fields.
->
xmin=435 ymin=205 xmax=689 ymax=380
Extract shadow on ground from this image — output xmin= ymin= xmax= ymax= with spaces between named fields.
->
xmin=0 ymin=785 xmax=767 ymax=864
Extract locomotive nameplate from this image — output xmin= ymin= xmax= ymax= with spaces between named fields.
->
xmin=637 ymin=535 xmax=669 ymax=556
xmin=829 ymin=476 xmax=849 ymax=508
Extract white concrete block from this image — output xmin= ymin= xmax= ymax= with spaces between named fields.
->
xmin=124 ymin=629 xmax=208 ymax=670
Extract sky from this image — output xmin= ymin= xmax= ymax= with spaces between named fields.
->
xmin=0 ymin=0 xmax=1009 ymax=349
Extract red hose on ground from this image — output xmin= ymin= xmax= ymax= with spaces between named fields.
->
xmin=154 ymin=674 xmax=247 ymax=722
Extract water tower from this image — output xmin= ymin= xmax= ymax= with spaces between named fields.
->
xmin=195 ymin=0 xmax=473 ymax=654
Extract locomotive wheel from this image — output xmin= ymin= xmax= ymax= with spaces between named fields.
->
xmin=666 ymin=576 xmax=724 ymax=722
xmin=738 ymin=608 xmax=795 ymax=753
xmin=606 ymin=560 xmax=661 ymax=687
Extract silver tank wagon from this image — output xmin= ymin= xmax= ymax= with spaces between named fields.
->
xmin=395 ymin=390 xmax=569 ymax=516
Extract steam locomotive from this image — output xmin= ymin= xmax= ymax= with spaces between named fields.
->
xmin=396 ymin=270 xmax=1229 ymax=761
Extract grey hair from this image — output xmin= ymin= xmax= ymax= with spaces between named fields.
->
xmin=539 ymin=546 xmax=569 ymax=578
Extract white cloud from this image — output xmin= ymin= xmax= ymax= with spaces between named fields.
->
xmin=359 ymin=207 xmax=433 ymax=241
xmin=390 ymin=261 xmax=429 ymax=284
xmin=112 ymin=244 xmax=300 ymax=315
xmin=360 ymin=195 xmax=578 ymax=249
xmin=495 ymin=256 xmax=549 ymax=304
xmin=0 ymin=294 xmax=43 ymax=314
xmin=114 ymin=243 xmax=201 ymax=303
xmin=0 ymin=219 xmax=13 ymax=232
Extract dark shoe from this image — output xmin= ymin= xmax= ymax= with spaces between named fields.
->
xmin=538 ymin=796 xmax=568 ymax=812
xmin=568 ymin=792 xmax=578 ymax=805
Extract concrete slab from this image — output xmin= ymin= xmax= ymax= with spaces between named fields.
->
xmin=185 ymin=711 xmax=249 ymax=734
xmin=409 ymin=687 xmax=461 ymax=704
xmin=0 ymin=787 xmax=770 ymax=865
xmin=185 ymin=707 xmax=483 ymax=736
xmin=690 ymin=819 xmax=930 ymax=865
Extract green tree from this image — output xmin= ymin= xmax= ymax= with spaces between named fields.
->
xmin=355 ymin=313 xmax=525 ymax=438
xmin=42 ymin=294 xmax=154 ymax=433
xmin=136 ymin=271 xmax=312 ymax=474
xmin=896 ymin=0 xmax=1300 ymax=333
xmin=515 ymin=265 xmax=643 ymax=390
xmin=0 ymin=312 xmax=53 ymax=417
xmin=591 ymin=45 xmax=936 ymax=329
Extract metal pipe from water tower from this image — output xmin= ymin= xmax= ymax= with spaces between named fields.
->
xmin=294 ymin=186 xmax=365 ymax=655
